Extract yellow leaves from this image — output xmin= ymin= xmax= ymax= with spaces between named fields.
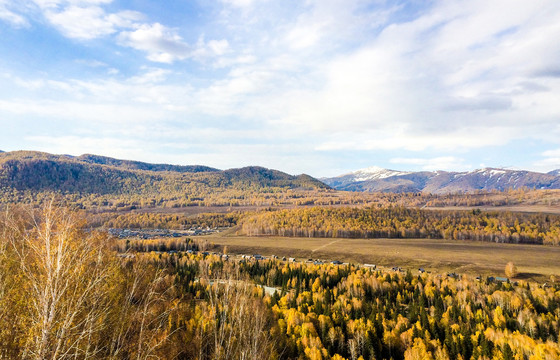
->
xmin=510 ymin=294 xmax=523 ymax=311
xmin=301 ymin=322 xmax=318 ymax=338
xmin=318 ymin=314 xmax=332 ymax=333
xmin=531 ymin=287 xmax=549 ymax=308
xmin=493 ymin=306 xmax=506 ymax=329
xmin=505 ymin=262 xmax=518 ymax=278
xmin=284 ymin=308 xmax=305 ymax=335
xmin=331 ymin=354 xmax=346 ymax=360
xmin=278 ymin=295 xmax=290 ymax=310
xmin=441 ymin=310 xmax=451 ymax=327
xmin=8 ymin=202 xmax=560 ymax=360
xmin=528 ymin=343 xmax=559 ymax=360
xmin=312 ymin=277 xmax=322 ymax=293
xmin=278 ymin=318 xmax=287 ymax=334
xmin=425 ymin=285 xmax=436 ymax=299
xmin=252 ymin=286 xmax=264 ymax=297
xmin=434 ymin=345 xmax=451 ymax=360
xmin=471 ymin=330 xmax=482 ymax=346
xmin=305 ymin=346 xmax=324 ymax=360
xmin=404 ymin=338 xmax=434 ymax=360
xmin=492 ymin=346 xmax=506 ymax=360
xmin=400 ymin=327 xmax=413 ymax=349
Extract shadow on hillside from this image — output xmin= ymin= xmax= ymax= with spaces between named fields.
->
xmin=515 ymin=272 xmax=541 ymax=280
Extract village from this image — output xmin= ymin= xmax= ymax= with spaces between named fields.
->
xmin=108 ymin=226 xmax=223 ymax=239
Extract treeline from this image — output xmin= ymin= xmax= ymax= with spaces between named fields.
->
xmin=242 ymin=206 xmax=560 ymax=245
xmin=1 ymin=205 xmax=559 ymax=359
xmin=424 ymin=188 xmax=560 ymax=208
xmin=115 ymin=237 xmax=214 ymax=253
xmin=102 ymin=212 xmax=240 ymax=229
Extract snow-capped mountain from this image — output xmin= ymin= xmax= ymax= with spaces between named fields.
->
xmin=342 ymin=166 xmax=411 ymax=181
xmin=321 ymin=167 xmax=560 ymax=193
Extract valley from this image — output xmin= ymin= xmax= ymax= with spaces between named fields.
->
xmin=2 ymin=150 xmax=560 ymax=359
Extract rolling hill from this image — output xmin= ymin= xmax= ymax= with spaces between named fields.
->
xmin=0 ymin=151 xmax=328 ymax=207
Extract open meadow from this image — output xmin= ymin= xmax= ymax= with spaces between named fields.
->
xmin=208 ymin=233 xmax=560 ymax=282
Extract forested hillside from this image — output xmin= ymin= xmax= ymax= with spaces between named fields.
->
xmin=0 ymin=151 xmax=328 ymax=208
xmin=1 ymin=205 xmax=559 ymax=359
xmin=3 ymin=151 xmax=560 ymax=214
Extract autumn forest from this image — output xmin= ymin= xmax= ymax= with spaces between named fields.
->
xmin=1 ymin=152 xmax=560 ymax=359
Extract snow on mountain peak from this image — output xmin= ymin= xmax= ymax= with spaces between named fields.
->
xmin=350 ymin=166 xmax=410 ymax=181
xmin=470 ymin=168 xmax=507 ymax=177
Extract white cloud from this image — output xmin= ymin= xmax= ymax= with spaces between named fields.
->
xmin=0 ymin=0 xmax=29 ymax=27
xmin=533 ymin=149 xmax=560 ymax=172
xmin=0 ymin=98 xmax=166 ymax=124
xmin=285 ymin=23 xmax=322 ymax=50
xmin=193 ymin=38 xmax=230 ymax=57
xmin=282 ymin=0 xmax=396 ymax=52
xmin=32 ymin=0 xmax=113 ymax=7
xmin=314 ymin=125 xmax=518 ymax=153
xmin=390 ymin=156 xmax=471 ymax=171
xmin=118 ymin=23 xmax=189 ymax=63
xmin=2 ymin=0 xmax=560 ymax=174
xmin=25 ymin=0 xmax=225 ymax=64
xmin=220 ymin=0 xmax=258 ymax=8
xmin=543 ymin=149 xmax=560 ymax=158
xmin=75 ymin=59 xmax=107 ymax=67
xmin=257 ymin=0 xmax=560 ymax=153
xmin=118 ymin=24 xmax=230 ymax=63
xmin=36 ymin=1 xmax=142 ymax=39
xmin=25 ymin=135 xmax=144 ymax=161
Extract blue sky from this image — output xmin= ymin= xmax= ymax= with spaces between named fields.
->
xmin=1 ymin=0 xmax=560 ymax=177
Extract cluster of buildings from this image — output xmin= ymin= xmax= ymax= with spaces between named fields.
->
xmin=108 ymin=227 xmax=220 ymax=239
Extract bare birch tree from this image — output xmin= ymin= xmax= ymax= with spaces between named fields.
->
xmin=1 ymin=203 xmax=118 ymax=359
xmin=201 ymin=263 xmax=274 ymax=360
xmin=0 ymin=203 xmax=179 ymax=360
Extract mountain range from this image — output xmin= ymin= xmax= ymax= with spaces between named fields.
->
xmin=0 ymin=151 xmax=326 ymax=202
xmin=2 ymin=150 xmax=560 ymax=196
xmin=321 ymin=166 xmax=560 ymax=193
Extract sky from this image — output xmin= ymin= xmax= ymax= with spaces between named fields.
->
xmin=0 ymin=0 xmax=560 ymax=177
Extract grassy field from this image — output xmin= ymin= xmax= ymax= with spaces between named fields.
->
xmin=208 ymin=233 xmax=560 ymax=282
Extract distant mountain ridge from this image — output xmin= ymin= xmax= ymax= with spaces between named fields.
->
xmin=0 ymin=151 xmax=327 ymax=200
xmin=76 ymin=154 xmax=219 ymax=173
xmin=322 ymin=166 xmax=560 ymax=193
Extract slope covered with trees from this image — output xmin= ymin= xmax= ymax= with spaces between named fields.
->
xmin=2 ymin=205 xmax=559 ymax=359
xmin=241 ymin=206 xmax=560 ymax=245
xmin=0 ymin=151 xmax=328 ymax=208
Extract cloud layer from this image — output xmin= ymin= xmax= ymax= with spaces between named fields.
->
xmin=0 ymin=0 xmax=559 ymax=176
